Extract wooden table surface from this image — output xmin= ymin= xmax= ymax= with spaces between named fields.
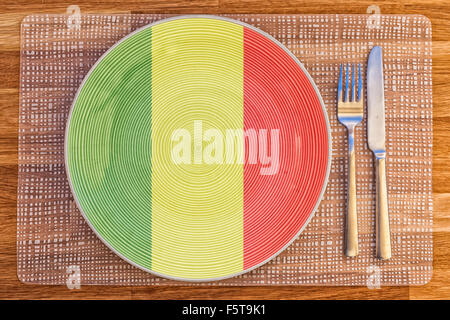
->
xmin=0 ymin=0 xmax=449 ymax=300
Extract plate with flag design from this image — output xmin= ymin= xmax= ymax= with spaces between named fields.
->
xmin=65 ymin=15 xmax=331 ymax=281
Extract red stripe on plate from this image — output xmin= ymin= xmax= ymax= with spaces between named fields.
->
xmin=243 ymin=27 xmax=329 ymax=270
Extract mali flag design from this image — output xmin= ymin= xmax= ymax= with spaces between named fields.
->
xmin=66 ymin=17 xmax=330 ymax=281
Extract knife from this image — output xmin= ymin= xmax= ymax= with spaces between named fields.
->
xmin=367 ymin=46 xmax=392 ymax=260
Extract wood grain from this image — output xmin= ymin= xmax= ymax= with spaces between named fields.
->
xmin=0 ymin=0 xmax=449 ymax=300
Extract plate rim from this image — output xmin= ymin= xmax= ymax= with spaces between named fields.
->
xmin=64 ymin=14 xmax=332 ymax=282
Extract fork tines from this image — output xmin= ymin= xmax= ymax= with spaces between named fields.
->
xmin=338 ymin=63 xmax=363 ymax=120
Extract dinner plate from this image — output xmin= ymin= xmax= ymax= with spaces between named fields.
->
xmin=65 ymin=15 xmax=331 ymax=281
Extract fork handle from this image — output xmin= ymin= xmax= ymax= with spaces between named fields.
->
xmin=345 ymin=130 xmax=358 ymax=257
xmin=375 ymin=156 xmax=391 ymax=260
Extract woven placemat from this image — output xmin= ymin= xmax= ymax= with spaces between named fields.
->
xmin=17 ymin=14 xmax=432 ymax=286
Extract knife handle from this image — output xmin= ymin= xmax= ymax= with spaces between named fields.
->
xmin=345 ymin=130 xmax=358 ymax=257
xmin=375 ymin=156 xmax=391 ymax=260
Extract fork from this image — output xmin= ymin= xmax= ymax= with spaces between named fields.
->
xmin=337 ymin=63 xmax=363 ymax=257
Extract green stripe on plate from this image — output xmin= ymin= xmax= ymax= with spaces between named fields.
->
xmin=67 ymin=27 xmax=153 ymax=269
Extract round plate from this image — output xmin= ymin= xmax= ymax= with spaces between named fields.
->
xmin=65 ymin=15 xmax=331 ymax=282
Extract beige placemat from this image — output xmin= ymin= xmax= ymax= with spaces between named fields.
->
xmin=17 ymin=14 xmax=432 ymax=286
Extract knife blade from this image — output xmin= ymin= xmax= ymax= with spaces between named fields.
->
xmin=367 ymin=46 xmax=392 ymax=260
xmin=367 ymin=46 xmax=385 ymax=154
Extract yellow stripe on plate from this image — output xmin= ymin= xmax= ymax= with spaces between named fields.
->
xmin=151 ymin=18 xmax=244 ymax=279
